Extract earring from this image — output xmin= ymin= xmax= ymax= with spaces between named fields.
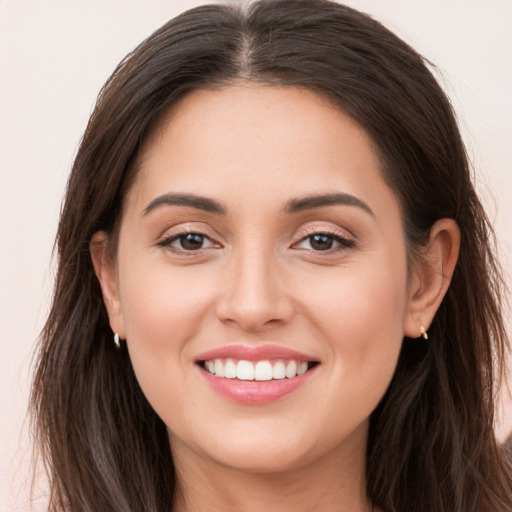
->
xmin=114 ymin=332 xmax=121 ymax=348
xmin=420 ymin=325 xmax=428 ymax=340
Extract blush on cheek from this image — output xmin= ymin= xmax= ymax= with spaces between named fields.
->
xmin=122 ymin=268 xmax=208 ymax=338
xmin=317 ymin=280 xmax=405 ymax=378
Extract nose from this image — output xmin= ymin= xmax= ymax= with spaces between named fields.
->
xmin=215 ymin=243 xmax=295 ymax=332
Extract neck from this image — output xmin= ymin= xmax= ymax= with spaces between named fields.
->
xmin=170 ymin=426 xmax=374 ymax=512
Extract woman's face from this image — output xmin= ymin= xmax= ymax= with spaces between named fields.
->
xmin=105 ymin=85 xmax=417 ymax=473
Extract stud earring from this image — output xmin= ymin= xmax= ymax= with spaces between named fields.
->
xmin=420 ymin=325 xmax=428 ymax=340
xmin=114 ymin=332 xmax=121 ymax=348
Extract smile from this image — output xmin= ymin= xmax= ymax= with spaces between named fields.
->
xmin=202 ymin=358 xmax=314 ymax=381
xmin=196 ymin=345 xmax=319 ymax=403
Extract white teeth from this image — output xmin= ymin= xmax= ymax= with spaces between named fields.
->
xmin=272 ymin=360 xmax=286 ymax=380
xmin=214 ymin=359 xmax=225 ymax=378
xmin=224 ymin=358 xmax=237 ymax=379
xmin=203 ymin=358 xmax=312 ymax=380
xmin=236 ymin=360 xmax=255 ymax=380
xmin=297 ymin=361 xmax=308 ymax=375
xmin=254 ymin=361 xmax=273 ymax=381
xmin=285 ymin=360 xmax=297 ymax=379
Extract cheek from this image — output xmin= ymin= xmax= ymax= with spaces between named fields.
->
xmin=332 ymin=271 xmax=405 ymax=341
xmin=118 ymin=258 xmax=217 ymax=381
xmin=293 ymin=263 xmax=407 ymax=442
xmin=304 ymin=253 xmax=407 ymax=326
xmin=302 ymin=257 xmax=408 ymax=389
xmin=116 ymin=260 xmax=223 ymax=431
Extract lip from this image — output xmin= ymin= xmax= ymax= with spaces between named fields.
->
xmin=195 ymin=344 xmax=318 ymax=363
xmin=198 ymin=364 xmax=317 ymax=404
xmin=195 ymin=344 xmax=319 ymax=404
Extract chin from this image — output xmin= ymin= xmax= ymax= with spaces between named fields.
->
xmin=170 ymin=413 xmax=365 ymax=475
xmin=207 ymin=440 xmax=313 ymax=474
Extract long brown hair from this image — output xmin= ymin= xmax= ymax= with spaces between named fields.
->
xmin=31 ymin=1 xmax=511 ymax=510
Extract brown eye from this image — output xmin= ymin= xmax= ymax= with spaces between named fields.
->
xmin=158 ymin=232 xmax=217 ymax=252
xmin=294 ymin=232 xmax=355 ymax=252
xmin=309 ymin=234 xmax=334 ymax=251
xmin=179 ymin=233 xmax=206 ymax=250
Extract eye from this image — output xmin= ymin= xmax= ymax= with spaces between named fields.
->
xmin=157 ymin=231 xmax=218 ymax=252
xmin=294 ymin=232 xmax=355 ymax=252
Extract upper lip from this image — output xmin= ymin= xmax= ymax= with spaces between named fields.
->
xmin=195 ymin=344 xmax=319 ymax=363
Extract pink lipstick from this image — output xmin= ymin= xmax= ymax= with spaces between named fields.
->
xmin=196 ymin=344 xmax=319 ymax=404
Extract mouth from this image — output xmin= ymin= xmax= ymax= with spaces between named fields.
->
xmin=195 ymin=345 xmax=320 ymax=404
xmin=199 ymin=358 xmax=319 ymax=381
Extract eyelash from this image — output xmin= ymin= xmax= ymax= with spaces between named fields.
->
xmin=157 ymin=229 xmax=218 ymax=254
xmin=293 ymin=231 xmax=355 ymax=252
xmin=156 ymin=229 xmax=355 ymax=254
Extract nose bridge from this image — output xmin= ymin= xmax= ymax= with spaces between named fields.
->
xmin=234 ymin=239 xmax=275 ymax=302
xmin=217 ymin=235 xmax=293 ymax=330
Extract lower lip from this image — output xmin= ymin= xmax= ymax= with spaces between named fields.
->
xmin=199 ymin=365 xmax=316 ymax=404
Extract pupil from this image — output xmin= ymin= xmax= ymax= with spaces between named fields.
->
xmin=181 ymin=233 xmax=203 ymax=250
xmin=311 ymin=234 xmax=333 ymax=250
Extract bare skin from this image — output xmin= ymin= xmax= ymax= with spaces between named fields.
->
xmin=91 ymin=85 xmax=459 ymax=512
xmin=171 ymin=424 xmax=369 ymax=512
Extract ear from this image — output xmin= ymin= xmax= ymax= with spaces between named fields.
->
xmin=90 ymin=231 xmax=126 ymax=339
xmin=403 ymin=218 xmax=460 ymax=338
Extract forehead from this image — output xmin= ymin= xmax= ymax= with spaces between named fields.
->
xmin=126 ymin=84 xmax=398 ymax=220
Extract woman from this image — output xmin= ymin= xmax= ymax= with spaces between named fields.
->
xmin=30 ymin=0 xmax=512 ymax=510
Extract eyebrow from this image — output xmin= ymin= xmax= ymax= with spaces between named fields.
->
xmin=142 ymin=191 xmax=374 ymax=217
xmin=143 ymin=193 xmax=227 ymax=216
xmin=284 ymin=193 xmax=374 ymax=216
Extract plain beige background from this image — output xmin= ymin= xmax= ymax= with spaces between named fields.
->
xmin=1 ymin=1 xmax=511 ymax=510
